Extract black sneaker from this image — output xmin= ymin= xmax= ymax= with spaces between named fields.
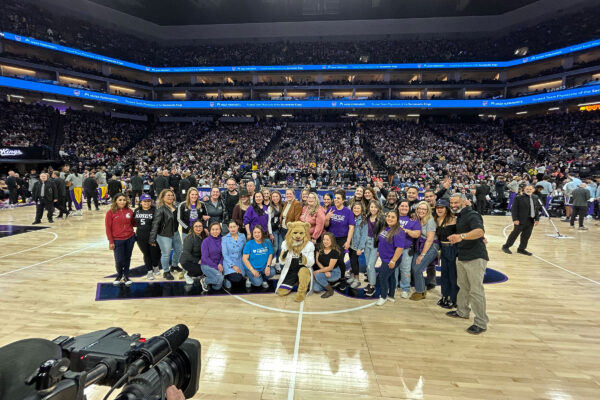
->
xmin=426 ymin=283 xmax=436 ymax=290
xmin=32 ymin=221 xmax=41 ymax=225
xmin=170 ymin=266 xmax=183 ymax=273
xmin=364 ymin=284 xmax=376 ymax=297
xmin=163 ymin=271 xmax=174 ymax=280
xmin=501 ymin=246 xmax=512 ymax=254
xmin=517 ymin=249 xmax=532 ymax=256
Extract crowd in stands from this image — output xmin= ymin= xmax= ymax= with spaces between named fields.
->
xmin=1 ymin=0 xmax=599 ymax=67
xmin=0 ymin=101 xmax=56 ymax=146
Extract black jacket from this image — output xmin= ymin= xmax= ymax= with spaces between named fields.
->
xmin=180 ymin=233 xmax=203 ymax=265
xmin=203 ymin=198 xmax=226 ymax=228
xmin=511 ymin=194 xmax=540 ymax=223
xmin=32 ymin=180 xmax=57 ymax=203
xmin=107 ymin=179 xmax=122 ymax=197
xmin=131 ymin=175 xmax=144 ymax=191
xmin=475 ymin=184 xmax=490 ymax=200
xmin=178 ymin=178 xmax=192 ymax=199
xmin=371 ymin=216 xmax=387 ymax=248
xmin=150 ymin=204 xmax=179 ymax=243
xmin=222 ymin=190 xmax=239 ymax=222
xmin=177 ymin=201 xmax=208 ymax=234
xmin=83 ymin=177 xmax=98 ymax=193
xmin=134 ymin=206 xmax=157 ymax=241
xmin=169 ymin=174 xmax=182 ymax=191
xmin=6 ymin=176 xmax=18 ymax=190
xmin=51 ymin=177 xmax=67 ymax=198
xmin=153 ymin=175 xmax=170 ymax=195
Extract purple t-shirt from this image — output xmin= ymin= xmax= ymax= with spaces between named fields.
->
xmin=377 ymin=227 xmax=405 ymax=263
xmin=327 ymin=206 xmax=355 ymax=238
xmin=398 ymin=215 xmax=420 ymax=249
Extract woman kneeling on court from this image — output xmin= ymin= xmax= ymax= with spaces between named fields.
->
xmin=180 ymin=220 xmax=204 ymax=285
xmin=221 ymin=220 xmax=247 ymax=289
xmin=199 ymin=222 xmax=224 ymax=291
xmin=313 ymin=232 xmax=342 ymax=298
xmin=242 ymin=225 xmax=275 ymax=289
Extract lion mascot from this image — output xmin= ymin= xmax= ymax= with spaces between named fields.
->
xmin=275 ymin=221 xmax=315 ymax=302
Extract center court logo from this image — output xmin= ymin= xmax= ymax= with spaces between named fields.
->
xmin=73 ymin=90 xmax=81 ymax=96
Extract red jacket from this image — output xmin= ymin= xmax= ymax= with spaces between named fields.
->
xmin=105 ymin=208 xmax=136 ymax=244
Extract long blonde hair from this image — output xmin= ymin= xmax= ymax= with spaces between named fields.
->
xmin=185 ymin=188 xmax=201 ymax=209
xmin=415 ymin=201 xmax=433 ymax=225
xmin=157 ymin=189 xmax=176 ymax=207
xmin=305 ymin=192 xmax=320 ymax=216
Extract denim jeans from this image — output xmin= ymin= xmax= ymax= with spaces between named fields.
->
xmin=271 ymin=230 xmax=284 ymax=263
xmin=156 ymin=232 xmax=183 ymax=271
xmin=313 ymin=267 xmax=341 ymax=292
xmin=376 ymin=261 xmax=397 ymax=299
xmin=246 ymin=267 xmax=276 ymax=286
xmin=411 ymin=245 xmax=439 ymax=293
xmin=224 ymin=272 xmax=244 ymax=289
xmin=201 ymin=264 xmax=224 ymax=290
xmin=113 ymin=235 xmax=136 ymax=277
xmin=364 ymin=237 xmax=378 ymax=284
xmin=398 ymin=248 xmax=413 ymax=293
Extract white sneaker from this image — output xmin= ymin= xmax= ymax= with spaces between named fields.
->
xmin=376 ymin=297 xmax=387 ymax=306
xmin=350 ymin=280 xmax=360 ymax=289
xmin=199 ymin=277 xmax=208 ymax=292
xmin=401 ymin=291 xmax=410 ymax=299
xmin=346 ymin=276 xmax=354 ymax=284
xmin=184 ymin=272 xmax=194 ymax=285
xmin=245 ymin=279 xmax=252 ymax=288
xmin=113 ymin=279 xmax=121 ymax=286
xmin=261 ymin=281 xmax=269 ymax=289
xmin=153 ymin=266 xmax=161 ymax=275
xmin=146 ymin=271 xmax=154 ymax=280
xmin=387 ymin=297 xmax=396 ymax=303
xmin=124 ymin=278 xmax=133 ymax=286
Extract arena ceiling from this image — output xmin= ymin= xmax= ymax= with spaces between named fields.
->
xmin=89 ymin=0 xmax=541 ymax=26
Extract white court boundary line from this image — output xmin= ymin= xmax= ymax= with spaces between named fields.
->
xmin=502 ymin=223 xmax=600 ymax=286
xmin=288 ymin=301 xmax=304 ymax=400
xmin=0 ymin=240 xmax=105 ymax=277
xmin=0 ymin=231 xmax=59 ymax=259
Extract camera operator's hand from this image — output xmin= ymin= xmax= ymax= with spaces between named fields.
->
xmin=166 ymin=385 xmax=186 ymax=400
xmin=109 ymin=243 xmax=115 ymax=250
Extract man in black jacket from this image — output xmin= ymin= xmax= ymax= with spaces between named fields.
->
xmin=475 ymin=180 xmax=491 ymax=215
xmin=107 ymin=175 xmax=122 ymax=199
xmin=178 ymin=173 xmax=192 ymax=202
xmin=502 ymin=185 xmax=540 ymax=256
xmin=130 ymin=171 xmax=144 ymax=207
xmin=32 ymin=173 xmax=57 ymax=224
xmin=153 ymin=170 xmax=170 ymax=197
xmin=169 ymin=168 xmax=182 ymax=200
xmin=51 ymin=171 xmax=68 ymax=218
xmin=83 ymin=173 xmax=100 ymax=211
xmin=222 ymin=178 xmax=239 ymax=223
xmin=6 ymin=170 xmax=19 ymax=206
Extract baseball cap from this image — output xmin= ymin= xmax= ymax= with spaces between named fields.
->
xmin=140 ymin=194 xmax=152 ymax=201
xmin=435 ymin=199 xmax=450 ymax=208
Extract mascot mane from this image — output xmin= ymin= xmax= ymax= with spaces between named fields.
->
xmin=285 ymin=221 xmax=311 ymax=255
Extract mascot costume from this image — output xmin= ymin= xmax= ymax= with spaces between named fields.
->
xmin=276 ymin=221 xmax=315 ymax=302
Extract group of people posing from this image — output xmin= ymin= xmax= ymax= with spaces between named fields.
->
xmin=105 ymin=177 xmax=490 ymax=334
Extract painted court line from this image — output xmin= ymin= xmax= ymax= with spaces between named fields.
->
xmin=0 ymin=231 xmax=59 ymax=259
xmin=288 ymin=301 xmax=304 ymax=400
xmin=502 ymin=223 xmax=600 ymax=286
xmin=0 ymin=240 xmax=105 ymax=277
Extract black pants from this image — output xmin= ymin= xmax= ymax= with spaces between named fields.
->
xmin=56 ymin=196 xmax=68 ymax=217
xmin=504 ymin=219 xmax=534 ymax=250
xmin=113 ymin=235 xmax=136 ymax=278
xmin=67 ymin=189 xmax=73 ymax=211
xmin=476 ymin=198 xmax=487 ymax=215
xmin=348 ymin=248 xmax=360 ymax=276
xmin=570 ymin=206 xmax=587 ymax=227
xmin=334 ymin=236 xmax=348 ymax=280
xmin=35 ymin=199 xmax=55 ymax=222
xmin=86 ymin=190 xmax=99 ymax=210
xmin=182 ymin=261 xmax=203 ymax=277
xmin=131 ymin=190 xmax=142 ymax=207
xmin=137 ymin=237 xmax=161 ymax=272
xmin=9 ymin=189 xmax=18 ymax=204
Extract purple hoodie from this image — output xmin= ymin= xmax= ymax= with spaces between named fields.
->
xmin=243 ymin=204 xmax=269 ymax=232
xmin=201 ymin=235 xmax=223 ymax=270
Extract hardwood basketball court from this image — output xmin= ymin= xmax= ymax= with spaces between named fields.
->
xmin=1 ymin=205 xmax=599 ymax=399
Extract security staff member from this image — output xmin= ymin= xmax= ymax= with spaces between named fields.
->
xmin=51 ymin=171 xmax=68 ymax=218
xmin=32 ymin=173 xmax=57 ymax=224
xmin=446 ymin=193 xmax=489 ymax=335
xmin=502 ymin=184 xmax=540 ymax=256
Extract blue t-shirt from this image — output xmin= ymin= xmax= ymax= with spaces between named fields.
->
xmin=398 ymin=215 xmax=420 ymax=249
xmin=243 ymin=239 xmax=274 ymax=272
xmin=377 ymin=227 xmax=405 ymax=263
xmin=327 ymin=206 xmax=356 ymax=238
